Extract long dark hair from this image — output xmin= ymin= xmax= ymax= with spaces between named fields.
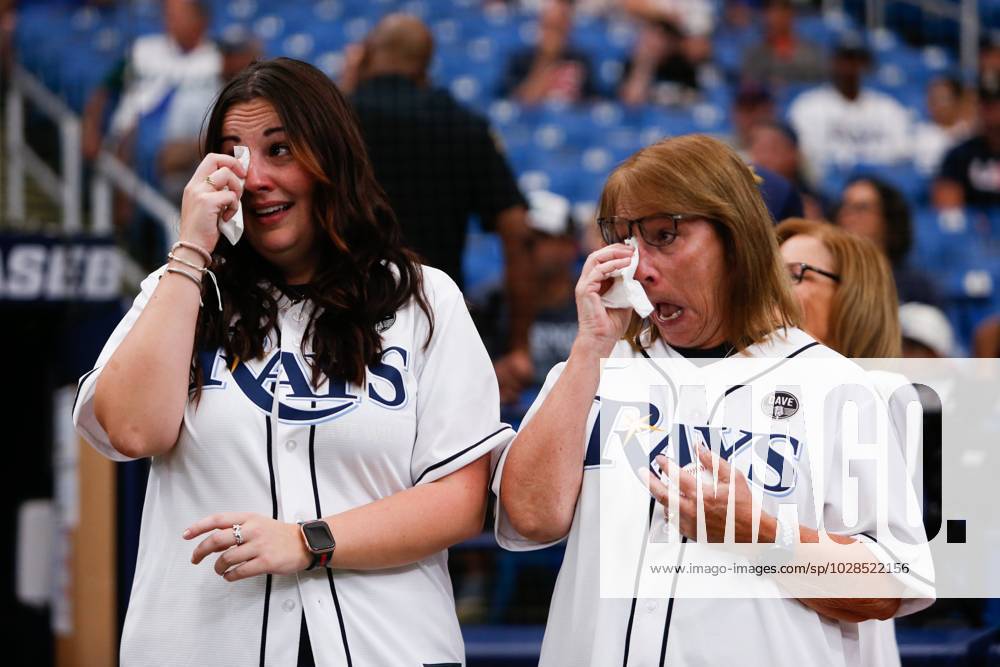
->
xmin=841 ymin=176 xmax=912 ymax=265
xmin=193 ymin=58 xmax=431 ymax=393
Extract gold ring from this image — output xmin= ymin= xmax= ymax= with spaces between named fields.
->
xmin=205 ymin=175 xmax=216 ymax=188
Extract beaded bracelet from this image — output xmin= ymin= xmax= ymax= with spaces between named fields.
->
xmin=172 ymin=240 xmax=212 ymax=265
xmin=168 ymin=241 xmax=222 ymax=311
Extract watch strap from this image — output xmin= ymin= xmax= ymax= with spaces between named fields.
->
xmin=306 ymin=551 xmax=332 ymax=571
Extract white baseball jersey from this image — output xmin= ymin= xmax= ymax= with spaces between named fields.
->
xmin=787 ymin=85 xmax=912 ymax=186
xmin=492 ymin=327 xmax=933 ymax=667
xmin=74 ymin=264 xmax=512 ymax=666
xmin=859 ymin=371 xmax=927 ymax=667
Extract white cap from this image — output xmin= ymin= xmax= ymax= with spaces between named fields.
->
xmin=899 ymin=302 xmax=955 ymax=357
xmin=526 ymin=190 xmax=572 ymax=236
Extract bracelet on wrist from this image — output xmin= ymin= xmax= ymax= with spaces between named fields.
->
xmin=172 ymin=240 xmax=212 ymax=265
xmin=163 ymin=267 xmax=205 ymax=306
xmin=167 ymin=242 xmax=222 ymax=311
xmin=167 ymin=251 xmax=206 ymax=272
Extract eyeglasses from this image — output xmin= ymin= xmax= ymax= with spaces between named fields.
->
xmin=596 ymin=213 xmax=704 ymax=247
xmin=786 ymin=262 xmax=841 ymax=284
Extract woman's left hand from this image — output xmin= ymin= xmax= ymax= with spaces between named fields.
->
xmin=184 ymin=512 xmax=312 ymax=581
xmin=648 ymin=445 xmax=759 ymax=543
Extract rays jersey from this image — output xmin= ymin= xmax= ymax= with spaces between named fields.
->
xmin=74 ymin=265 xmax=512 ymax=666
xmin=492 ymin=328 xmax=933 ymax=667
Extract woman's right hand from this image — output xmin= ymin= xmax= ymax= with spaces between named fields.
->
xmin=179 ymin=153 xmax=247 ymax=251
xmin=574 ymin=245 xmax=636 ymax=355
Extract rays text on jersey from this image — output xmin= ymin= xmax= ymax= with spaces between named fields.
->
xmin=197 ymin=345 xmax=409 ymax=424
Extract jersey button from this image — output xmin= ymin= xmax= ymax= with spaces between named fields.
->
xmin=285 ymin=440 xmax=297 ymax=452
xmin=645 ymin=601 xmax=658 ymax=612
xmin=282 ymin=599 xmax=297 ymax=613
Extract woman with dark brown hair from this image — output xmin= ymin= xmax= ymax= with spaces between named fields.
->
xmin=74 ymin=58 xmax=511 ymax=665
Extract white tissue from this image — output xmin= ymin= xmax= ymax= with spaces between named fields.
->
xmin=219 ymin=145 xmax=250 ymax=245
xmin=600 ymin=237 xmax=654 ymax=318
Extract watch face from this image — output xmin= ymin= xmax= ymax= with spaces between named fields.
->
xmin=303 ymin=521 xmax=336 ymax=552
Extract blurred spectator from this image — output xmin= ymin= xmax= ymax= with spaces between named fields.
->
xmin=973 ymin=314 xmax=1000 ymax=357
xmin=741 ymin=0 xmax=827 ymax=89
xmin=622 ymin=0 xmax=714 ymax=65
xmin=498 ymin=0 xmax=598 ymax=105
xmin=81 ymin=0 xmax=221 ymax=161
xmin=913 ymin=76 xmax=973 ymax=176
xmin=0 ymin=0 xmax=13 ymax=81
xmin=718 ymin=0 xmax=757 ymax=39
xmin=749 ymin=120 xmax=825 ymax=219
xmin=158 ymin=30 xmax=262 ymax=202
xmin=787 ymin=33 xmax=911 ymax=187
xmin=347 ymin=14 xmax=537 ymax=404
xmin=933 ymin=72 xmax=1000 ymax=209
xmin=729 ymin=82 xmax=776 ymax=156
xmin=899 ymin=302 xmax=955 ymax=358
xmin=712 ymin=0 xmax=762 ymax=77
xmin=523 ymin=190 xmax=581 ymax=383
xmin=981 ymin=34 xmax=1000 ymax=77
xmin=835 ymin=177 xmax=941 ymax=306
xmin=618 ymin=19 xmax=699 ymax=106
xmin=574 ymin=0 xmax=620 ymax=15
xmin=753 ymin=164 xmax=804 ymax=222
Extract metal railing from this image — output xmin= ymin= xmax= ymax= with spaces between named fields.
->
xmin=5 ymin=64 xmax=180 ymax=285
xmin=823 ymin=0 xmax=980 ymax=72
xmin=877 ymin=0 xmax=978 ymax=72
xmin=5 ymin=65 xmax=82 ymax=231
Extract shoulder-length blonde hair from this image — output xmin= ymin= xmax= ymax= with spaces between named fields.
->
xmin=598 ymin=134 xmax=800 ymax=352
xmin=775 ymin=218 xmax=901 ymax=358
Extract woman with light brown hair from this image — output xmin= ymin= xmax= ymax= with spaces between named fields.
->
xmin=776 ymin=217 xmax=901 ymax=358
xmin=490 ymin=135 xmax=930 ymax=667
xmin=777 ymin=217 xmax=914 ymax=667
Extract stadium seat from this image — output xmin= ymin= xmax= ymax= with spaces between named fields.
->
xmin=462 ymin=219 xmax=504 ymax=302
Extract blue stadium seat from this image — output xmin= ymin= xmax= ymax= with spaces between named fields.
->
xmin=712 ymin=22 xmax=762 ymax=79
xmin=308 ymin=0 xmax=346 ymax=24
xmin=574 ymin=16 xmax=631 ymax=65
xmin=820 ymin=163 xmax=929 ymax=208
xmin=913 ymin=204 xmax=1000 ymax=346
xmin=462 ymin=217 xmax=504 ymax=302
xmin=219 ymin=0 xmax=260 ymax=23
xmin=311 ymin=50 xmax=345 ymax=79
xmin=794 ymin=11 xmax=852 ymax=50
xmin=430 ymin=17 xmax=467 ymax=48
xmin=61 ymin=48 xmax=121 ymax=113
xmin=595 ymin=58 xmax=626 ymax=98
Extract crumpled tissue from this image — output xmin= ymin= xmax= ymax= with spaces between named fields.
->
xmin=600 ymin=236 xmax=654 ymax=318
xmin=218 ymin=145 xmax=250 ymax=245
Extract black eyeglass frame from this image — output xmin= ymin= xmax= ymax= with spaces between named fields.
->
xmin=596 ymin=212 xmax=706 ymax=247
xmin=786 ymin=262 xmax=841 ymax=284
